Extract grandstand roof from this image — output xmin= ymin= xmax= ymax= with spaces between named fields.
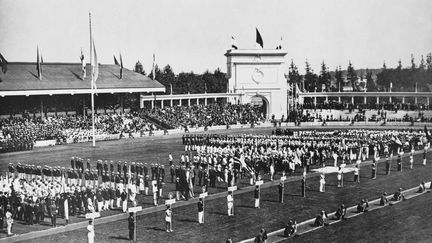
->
xmin=0 ymin=63 xmax=165 ymax=96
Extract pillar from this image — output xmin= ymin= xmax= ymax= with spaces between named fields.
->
xmin=402 ymin=96 xmax=405 ymax=104
xmin=314 ymin=97 xmax=317 ymax=106
xmin=338 ymin=96 xmax=341 ymax=103
xmin=120 ymin=95 xmax=124 ymax=113
xmin=170 ymin=99 xmax=173 ymax=107
xmin=351 ymin=96 xmax=354 ymax=105
xmin=364 ymin=96 xmax=367 ymax=104
xmin=40 ymin=97 xmax=44 ymax=117
xmin=161 ymin=100 xmax=164 ymax=108
xmin=325 ymin=96 xmax=328 ymax=103
xmin=376 ymin=96 xmax=380 ymax=104
xmin=82 ymin=97 xmax=86 ymax=117
xmin=205 ymin=98 xmax=208 ymax=106
xmin=389 ymin=96 xmax=392 ymax=103
xmin=188 ymin=99 xmax=191 ymax=106
xmin=415 ymin=96 xmax=418 ymax=104
xmin=151 ymin=100 xmax=154 ymax=109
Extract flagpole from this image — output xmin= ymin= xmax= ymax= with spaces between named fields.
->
xmin=90 ymin=12 xmax=96 ymax=147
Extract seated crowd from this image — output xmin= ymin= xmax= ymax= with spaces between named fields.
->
xmin=0 ymin=103 xmax=263 ymax=153
xmin=143 ymin=103 xmax=264 ymax=129
xmin=0 ymin=112 xmax=158 ymax=153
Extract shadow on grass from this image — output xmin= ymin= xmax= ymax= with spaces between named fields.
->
xmin=236 ymin=204 xmax=255 ymax=209
xmin=262 ymin=199 xmax=279 ymax=203
xmin=208 ymin=211 xmax=226 ymax=216
xmin=110 ymin=235 xmax=130 ymax=240
xmin=178 ymin=218 xmax=196 ymax=223
xmin=144 ymin=226 xmax=166 ymax=232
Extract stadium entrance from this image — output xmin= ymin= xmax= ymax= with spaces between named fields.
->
xmin=225 ymin=49 xmax=288 ymax=119
xmin=250 ymin=95 xmax=268 ymax=118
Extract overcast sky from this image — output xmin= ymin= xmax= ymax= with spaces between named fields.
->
xmin=1 ymin=0 xmax=431 ymax=74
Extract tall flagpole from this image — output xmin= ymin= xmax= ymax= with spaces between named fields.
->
xmin=90 ymin=12 xmax=96 ymax=147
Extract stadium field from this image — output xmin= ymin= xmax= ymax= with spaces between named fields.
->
xmin=3 ymin=126 xmax=432 ymax=242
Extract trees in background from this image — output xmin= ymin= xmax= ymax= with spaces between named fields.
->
xmin=376 ymin=53 xmax=432 ymax=92
xmin=134 ymin=61 xmax=228 ymax=94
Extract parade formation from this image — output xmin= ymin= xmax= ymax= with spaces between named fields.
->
xmin=1 ymin=126 xmax=431 ymax=241
xmin=1 ymin=1 xmax=432 ymax=241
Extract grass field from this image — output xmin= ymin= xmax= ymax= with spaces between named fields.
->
xmin=2 ymin=126 xmax=432 ymax=242
xmin=282 ymin=191 xmax=432 ymax=243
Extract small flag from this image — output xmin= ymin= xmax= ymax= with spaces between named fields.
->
xmin=231 ymin=36 xmax=238 ymax=50
xmin=256 ymin=28 xmax=263 ymax=48
xmin=0 ymin=53 xmax=8 ymax=74
xmin=80 ymin=49 xmax=86 ymax=79
xmin=120 ymin=54 xmax=123 ymax=79
xmin=152 ymin=53 xmax=156 ymax=80
xmin=37 ymin=46 xmax=42 ymax=80
xmin=114 ymin=54 xmax=123 ymax=79
xmin=276 ymin=36 xmax=282 ymax=49
xmin=425 ymin=126 xmax=431 ymax=141
xmin=91 ymin=39 xmax=98 ymax=90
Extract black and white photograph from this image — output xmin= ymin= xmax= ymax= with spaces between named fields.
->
xmin=1 ymin=0 xmax=432 ymax=242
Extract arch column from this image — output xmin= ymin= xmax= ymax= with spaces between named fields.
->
xmin=364 ymin=96 xmax=367 ymax=104
xmin=351 ymin=96 xmax=354 ymax=104
xmin=376 ymin=96 xmax=380 ymax=104
xmin=415 ymin=96 xmax=418 ymax=104
xmin=161 ymin=100 xmax=164 ymax=108
xmin=314 ymin=96 xmax=317 ymax=106
xmin=188 ymin=99 xmax=191 ymax=106
xmin=402 ymin=96 xmax=405 ymax=104
xmin=204 ymin=98 xmax=208 ymax=106
xmin=389 ymin=96 xmax=392 ymax=103
xmin=170 ymin=99 xmax=173 ymax=107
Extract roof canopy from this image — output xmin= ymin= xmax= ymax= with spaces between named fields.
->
xmin=0 ymin=63 xmax=165 ymax=96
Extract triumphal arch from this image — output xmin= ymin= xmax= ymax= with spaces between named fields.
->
xmin=225 ymin=49 xmax=288 ymax=119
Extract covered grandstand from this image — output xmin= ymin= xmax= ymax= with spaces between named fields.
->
xmin=0 ymin=62 xmax=165 ymax=117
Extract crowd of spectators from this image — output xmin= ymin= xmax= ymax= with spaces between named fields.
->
xmin=0 ymin=103 xmax=265 ymax=153
xmin=143 ymin=103 xmax=264 ymax=129
xmin=0 ymin=113 xmax=158 ymax=153
xmin=301 ymin=101 xmax=432 ymax=111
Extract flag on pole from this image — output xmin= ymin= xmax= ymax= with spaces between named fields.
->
xmin=256 ymin=28 xmax=263 ymax=48
xmin=113 ymin=54 xmax=123 ymax=79
xmin=231 ymin=36 xmax=238 ymax=50
xmin=425 ymin=125 xmax=431 ymax=141
xmin=91 ymin=39 xmax=98 ymax=90
xmin=276 ymin=36 xmax=282 ymax=49
xmin=80 ymin=49 xmax=86 ymax=79
xmin=37 ymin=46 xmax=42 ymax=80
xmin=0 ymin=53 xmax=7 ymax=74
xmin=152 ymin=53 xmax=156 ymax=80
xmin=120 ymin=54 xmax=123 ymax=79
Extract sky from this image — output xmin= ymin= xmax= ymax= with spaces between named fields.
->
xmin=1 ymin=0 xmax=431 ymax=74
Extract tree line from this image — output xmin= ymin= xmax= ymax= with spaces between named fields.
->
xmin=134 ymin=61 xmax=228 ymax=94
xmin=288 ymin=53 xmax=432 ymax=93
